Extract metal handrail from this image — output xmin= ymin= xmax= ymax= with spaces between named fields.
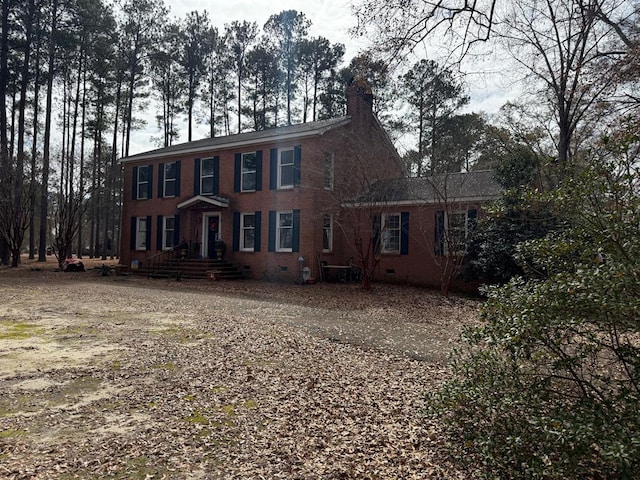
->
xmin=146 ymin=244 xmax=184 ymax=278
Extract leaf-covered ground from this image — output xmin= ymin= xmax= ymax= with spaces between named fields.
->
xmin=0 ymin=261 xmax=478 ymax=479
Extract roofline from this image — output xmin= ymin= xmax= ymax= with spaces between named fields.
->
xmin=177 ymin=195 xmax=230 ymax=209
xmin=119 ymin=118 xmax=351 ymax=164
xmin=342 ymin=195 xmax=497 ymax=209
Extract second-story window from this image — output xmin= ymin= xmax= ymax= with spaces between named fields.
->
xmin=137 ymin=166 xmax=150 ymax=199
xmin=163 ymin=162 xmax=176 ymax=197
xmin=324 ymin=152 xmax=334 ymax=190
xmin=201 ymin=158 xmax=215 ymax=195
xmin=278 ymin=147 xmax=295 ymax=189
xmin=242 ymin=152 xmax=257 ymax=192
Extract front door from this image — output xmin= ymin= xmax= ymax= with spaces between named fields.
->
xmin=205 ymin=215 xmax=220 ymax=259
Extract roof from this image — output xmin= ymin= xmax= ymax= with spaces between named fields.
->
xmin=120 ymin=117 xmax=352 ymax=163
xmin=348 ymin=171 xmax=501 ymax=206
xmin=177 ymin=195 xmax=229 ymax=209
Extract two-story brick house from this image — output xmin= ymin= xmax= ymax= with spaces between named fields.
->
xmin=119 ymin=81 xmax=405 ymax=282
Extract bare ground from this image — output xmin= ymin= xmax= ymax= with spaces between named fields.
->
xmin=0 ymin=257 xmax=478 ymax=479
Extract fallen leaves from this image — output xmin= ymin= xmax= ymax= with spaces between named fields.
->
xmin=0 ymin=270 xmax=475 ymax=478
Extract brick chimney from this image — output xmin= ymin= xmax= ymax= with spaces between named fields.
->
xmin=346 ymin=76 xmax=374 ymax=123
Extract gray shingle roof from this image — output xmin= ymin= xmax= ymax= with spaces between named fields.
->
xmin=352 ymin=171 xmax=501 ymax=205
xmin=120 ymin=117 xmax=351 ymax=163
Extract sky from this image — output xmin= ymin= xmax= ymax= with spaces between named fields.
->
xmin=128 ymin=0 xmax=517 ymax=155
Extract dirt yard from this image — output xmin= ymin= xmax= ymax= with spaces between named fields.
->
xmin=0 ymin=257 xmax=478 ymax=479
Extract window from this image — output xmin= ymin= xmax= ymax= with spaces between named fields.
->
xmin=278 ymin=147 xmax=295 ymax=189
xmin=323 ymin=152 xmax=334 ymax=190
xmin=163 ymin=162 xmax=176 ymax=197
xmin=446 ymin=211 xmax=469 ymax=255
xmin=201 ymin=158 xmax=216 ymax=195
xmin=322 ymin=214 xmax=333 ymax=252
xmin=163 ymin=217 xmax=175 ymax=250
xmin=277 ymin=211 xmax=293 ymax=251
xmin=241 ymin=152 xmax=257 ymax=192
xmin=381 ymin=213 xmax=401 ymax=253
xmin=240 ymin=213 xmax=256 ymax=251
xmin=136 ymin=217 xmax=147 ymax=250
xmin=137 ymin=166 xmax=149 ymax=199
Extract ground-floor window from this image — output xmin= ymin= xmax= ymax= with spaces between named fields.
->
xmin=322 ymin=214 xmax=333 ymax=252
xmin=136 ymin=217 xmax=147 ymax=250
xmin=241 ymin=213 xmax=255 ymax=251
xmin=163 ymin=216 xmax=175 ymax=250
xmin=381 ymin=213 xmax=401 ymax=253
xmin=277 ymin=211 xmax=293 ymax=252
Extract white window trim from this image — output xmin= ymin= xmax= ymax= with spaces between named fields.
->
xmin=240 ymin=213 xmax=255 ymax=252
xmin=135 ymin=217 xmax=147 ymax=251
xmin=201 ymin=157 xmax=215 ymax=195
xmin=277 ymin=147 xmax=295 ymax=190
xmin=322 ymin=214 xmax=333 ymax=253
xmin=241 ymin=152 xmax=257 ymax=192
xmin=137 ymin=166 xmax=149 ymax=200
xmin=324 ymin=152 xmax=334 ymax=191
xmin=445 ymin=210 xmax=469 ymax=255
xmin=162 ymin=216 xmax=175 ymax=250
xmin=163 ymin=162 xmax=176 ymax=198
xmin=276 ymin=210 xmax=294 ymax=252
xmin=381 ymin=212 xmax=401 ymax=254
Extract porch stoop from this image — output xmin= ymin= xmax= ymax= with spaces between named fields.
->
xmin=135 ymin=258 xmax=244 ymax=280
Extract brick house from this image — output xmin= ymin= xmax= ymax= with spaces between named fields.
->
xmin=342 ymin=171 xmax=501 ymax=290
xmin=119 ymin=81 xmax=405 ymax=282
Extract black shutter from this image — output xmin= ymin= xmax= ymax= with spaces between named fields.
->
xmin=130 ymin=217 xmax=137 ymax=250
xmin=158 ymin=163 xmax=165 ymax=198
xmin=255 ymin=150 xmax=263 ymax=191
xmin=435 ymin=211 xmax=445 ymax=256
xmin=234 ymin=153 xmax=241 ymax=192
xmin=213 ymin=156 xmax=220 ymax=195
xmin=145 ymin=216 xmax=152 ymax=251
xmin=268 ymin=211 xmax=276 ymax=252
xmin=254 ymin=211 xmax=262 ymax=252
xmin=174 ymin=214 xmax=180 ymax=247
xmin=269 ymin=148 xmax=277 ymax=190
xmin=372 ymin=214 xmax=381 ymax=254
xmin=157 ymin=215 xmax=163 ymax=250
xmin=400 ymin=212 xmax=409 ymax=255
xmin=175 ymin=161 xmax=181 ymax=197
xmin=194 ymin=158 xmax=201 ymax=195
xmin=132 ymin=166 xmax=138 ymax=200
xmin=293 ymin=145 xmax=301 ymax=186
xmin=232 ymin=211 xmax=240 ymax=252
xmin=292 ymin=209 xmax=300 ymax=252
xmin=147 ymin=165 xmax=153 ymax=199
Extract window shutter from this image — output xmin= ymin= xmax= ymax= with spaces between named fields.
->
xmin=268 ymin=210 xmax=276 ymax=252
xmin=130 ymin=217 xmax=137 ymax=250
xmin=255 ymin=150 xmax=263 ymax=191
xmin=400 ymin=211 xmax=410 ymax=255
xmin=156 ymin=215 xmax=163 ymax=250
xmin=174 ymin=214 xmax=180 ymax=247
xmin=232 ymin=211 xmax=240 ymax=252
xmin=292 ymin=209 xmax=301 ymax=252
xmin=213 ymin=156 xmax=220 ymax=195
xmin=435 ymin=211 xmax=445 ymax=256
xmin=158 ymin=163 xmax=165 ymax=198
xmin=269 ymin=148 xmax=277 ymax=190
xmin=132 ymin=166 xmax=138 ymax=200
xmin=147 ymin=165 xmax=153 ymax=199
xmin=193 ymin=158 xmax=201 ymax=195
xmin=234 ymin=153 xmax=241 ymax=193
xmin=175 ymin=161 xmax=181 ymax=196
xmin=293 ymin=145 xmax=301 ymax=186
xmin=145 ymin=215 xmax=152 ymax=251
xmin=254 ymin=211 xmax=262 ymax=252
xmin=372 ymin=214 xmax=381 ymax=254
xmin=467 ymin=208 xmax=478 ymax=232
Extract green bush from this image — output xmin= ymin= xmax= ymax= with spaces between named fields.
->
xmin=428 ymin=160 xmax=640 ymax=479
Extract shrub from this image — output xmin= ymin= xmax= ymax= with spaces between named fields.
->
xmin=428 ymin=160 xmax=640 ymax=479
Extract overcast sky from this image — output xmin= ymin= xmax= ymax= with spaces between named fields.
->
xmin=128 ymin=0 xmax=516 ymax=155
